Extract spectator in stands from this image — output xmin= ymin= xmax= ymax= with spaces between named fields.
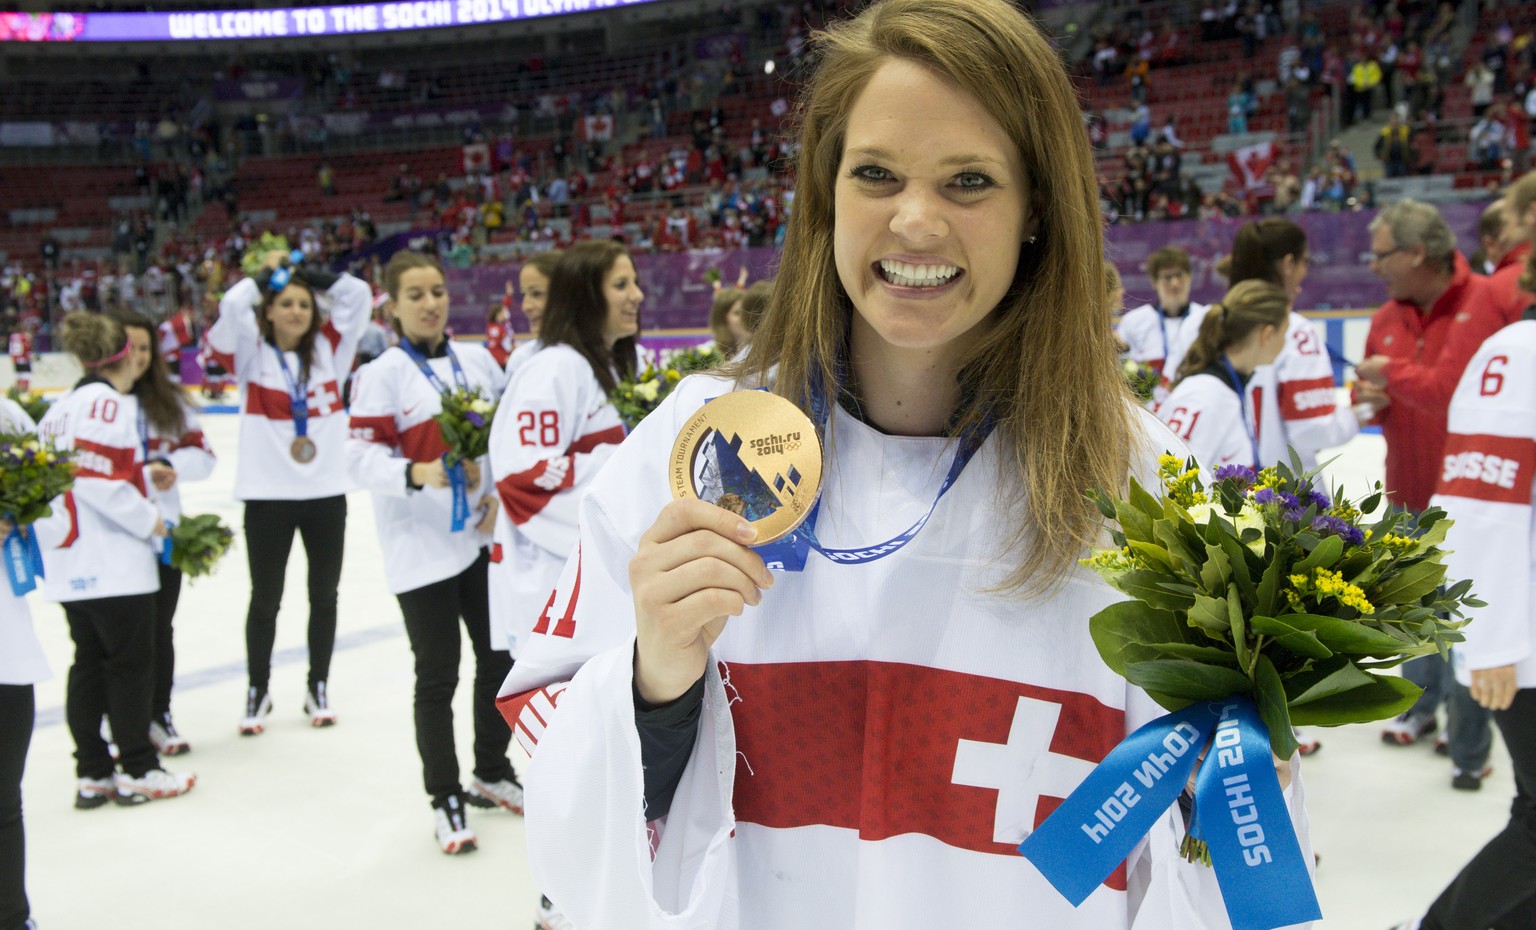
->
xmin=1376 ymin=111 xmax=1412 ymax=178
xmin=1473 ymin=104 xmax=1511 ymax=169
xmin=1227 ymin=82 xmax=1252 ymax=134
xmin=1347 ymin=53 xmax=1383 ymax=126
xmin=318 ymin=162 xmax=335 ymax=197
xmin=1471 ymin=199 xmax=1508 ymax=275
xmin=1159 ymin=115 xmax=1184 ymax=149
xmin=1466 ymin=61 xmax=1496 ymax=118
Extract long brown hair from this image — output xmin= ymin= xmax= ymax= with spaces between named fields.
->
xmin=1229 ymin=218 xmax=1307 ymax=287
xmin=254 ymin=278 xmax=322 ymax=383
xmin=537 ymin=241 xmax=639 ymax=393
xmin=734 ymin=0 xmax=1131 ymax=593
xmin=59 ymin=312 xmax=128 ymax=370
xmin=709 ymin=286 xmax=745 ymax=356
xmin=1176 ymin=280 xmax=1290 ymax=381
xmin=113 ymin=311 xmax=188 ymax=436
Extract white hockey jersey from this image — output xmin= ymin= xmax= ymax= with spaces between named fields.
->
xmin=144 ymin=400 xmax=216 ymax=524
xmin=1429 ymin=318 xmax=1536 ymax=688
xmin=347 ymin=341 xmax=506 ymax=595
xmin=1251 ymin=313 xmax=1357 ymax=471
xmin=1159 ymin=372 xmax=1255 ymax=475
xmin=486 ymin=343 xmax=626 ymax=655
xmin=505 ymin=337 xmax=542 ymax=379
xmin=33 ymin=381 xmax=161 ymax=602
xmin=207 ymin=273 xmax=371 ymax=501
xmin=0 ymin=398 xmax=48 ymax=686
xmin=495 ymin=374 xmax=1311 ymax=930
xmin=1117 ymin=301 xmax=1210 ymax=406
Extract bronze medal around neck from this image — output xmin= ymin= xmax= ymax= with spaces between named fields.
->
xmin=670 ymin=390 xmax=824 ymax=544
xmin=291 ymin=436 xmax=317 ymax=464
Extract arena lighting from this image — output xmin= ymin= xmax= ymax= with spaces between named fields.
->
xmin=0 ymin=1 xmax=663 ymax=42
xmin=763 ymin=58 xmax=775 ymax=74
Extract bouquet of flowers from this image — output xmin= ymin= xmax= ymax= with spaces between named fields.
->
xmin=168 ymin=514 xmax=236 ymax=580
xmin=1083 ymin=453 xmax=1480 ymax=761
xmin=435 ymin=387 xmax=497 ymax=467
xmin=1120 ymin=359 xmax=1159 ymax=405
xmin=0 ymin=430 xmax=75 ymax=526
xmin=611 ymin=345 xmax=723 ymax=431
xmin=6 ymin=386 xmax=49 ymax=424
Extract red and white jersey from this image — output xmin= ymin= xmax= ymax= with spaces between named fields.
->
xmin=1116 ymin=302 xmax=1209 ymax=406
xmin=347 ymin=341 xmax=506 ymax=595
xmin=0 ymin=398 xmax=48 ymax=685
xmin=494 ymin=375 xmax=1310 ymax=930
xmin=207 ymin=273 xmax=371 ymax=501
xmin=143 ymin=400 xmax=216 ymax=523
xmin=1251 ymin=313 xmax=1357 ymax=471
xmin=486 ymin=343 xmax=626 ymax=654
xmin=1430 ymin=317 xmax=1536 ymax=688
xmin=33 ymin=380 xmax=161 ymax=602
xmin=1159 ymin=372 xmax=1254 ymax=475
xmin=504 ymin=337 xmax=542 ymax=379
xmin=485 ymin=320 xmax=514 ymax=368
xmin=7 ymin=330 xmax=31 ymax=368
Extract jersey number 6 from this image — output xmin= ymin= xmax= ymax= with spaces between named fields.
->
xmin=1479 ymin=355 xmax=1509 ymax=397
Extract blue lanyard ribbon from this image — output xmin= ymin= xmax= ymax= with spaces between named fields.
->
xmin=751 ymin=377 xmax=992 ymax=572
xmin=398 ymin=340 xmax=473 ymax=532
xmin=3 ymin=520 xmax=45 ymax=596
xmin=1019 ymin=697 xmax=1319 ymax=930
xmin=270 ymin=342 xmax=310 ymax=439
xmin=1220 ymin=357 xmax=1261 ymax=470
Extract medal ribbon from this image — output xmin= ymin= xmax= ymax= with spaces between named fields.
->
xmin=1219 ymin=357 xmax=1261 ymax=470
xmin=3 ymin=518 xmax=45 ymax=596
xmin=750 ymin=377 xmax=992 ymax=572
xmin=1019 ymin=698 xmax=1319 ymax=930
xmin=398 ymin=340 xmax=472 ymax=532
xmin=270 ymin=342 xmax=310 ymax=443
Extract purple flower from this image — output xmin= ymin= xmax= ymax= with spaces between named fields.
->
xmin=1213 ymin=464 xmax=1256 ymax=487
xmin=1279 ymin=492 xmax=1303 ymax=521
xmin=1303 ymin=486 xmax=1331 ymax=510
xmin=1313 ymin=515 xmax=1366 ymax=547
xmin=465 ymin=411 xmax=485 ymax=428
xmin=1253 ymin=488 xmax=1279 ymax=505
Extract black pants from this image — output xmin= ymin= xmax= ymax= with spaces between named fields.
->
xmin=1424 ymin=686 xmax=1536 ymax=930
xmin=152 ymin=561 xmax=183 ymax=719
xmin=396 ymin=549 xmax=514 ymax=801
xmin=65 ymin=593 xmax=160 ymax=779
xmin=0 ymin=684 xmax=34 ymax=930
xmin=244 ymin=496 xmax=347 ymax=693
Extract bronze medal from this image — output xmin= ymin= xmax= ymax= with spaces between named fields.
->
xmin=670 ymin=391 xmax=823 ymax=544
xmin=291 ymin=436 xmax=317 ymax=464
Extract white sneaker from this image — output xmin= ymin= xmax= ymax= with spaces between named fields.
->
xmin=535 ymin=895 xmax=576 ymax=930
xmin=433 ymin=795 xmax=477 ymax=855
xmin=114 ymin=768 xmax=196 ymax=803
xmin=75 ymin=776 xmax=116 ymax=810
xmin=240 ymin=688 xmax=273 ymax=736
xmin=466 ymin=776 xmax=524 ymax=815
xmin=149 ymin=715 xmax=191 ymax=755
xmin=1381 ymin=712 xmax=1437 ymax=746
xmin=304 ymin=681 xmax=338 ymax=728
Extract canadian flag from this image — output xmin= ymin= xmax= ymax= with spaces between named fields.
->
xmin=462 ymin=142 xmax=490 ymax=174
xmin=1227 ymin=140 xmax=1276 ymax=189
xmin=580 ymin=114 xmax=614 ymax=142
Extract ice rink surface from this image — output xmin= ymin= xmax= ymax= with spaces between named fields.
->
xmin=19 ymin=412 xmax=1506 ymax=930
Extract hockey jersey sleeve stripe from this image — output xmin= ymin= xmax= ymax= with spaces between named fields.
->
xmin=496 ymin=683 xmax=568 ymax=750
xmin=348 ymin=414 xmax=400 ymax=448
xmin=245 ymin=380 xmax=345 ymax=420
xmin=568 ymin=424 xmax=627 ymax=456
xmin=1437 ymin=432 xmax=1536 ymax=505
xmin=74 ymin=437 xmax=147 ymax=492
xmin=398 ymin=419 xmax=450 ymax=463
xmin=208 ymin=349 xmax=237 ymax=373
xmin=321 ymin=319 xmax=343 ymax=354
xmin=498 ymin=457 xmax=576 ymax=524
xmin=58 ymin=490 xmax=79 ymax=549
xmin=1279 ymin=376 xmax=1339 ymax=420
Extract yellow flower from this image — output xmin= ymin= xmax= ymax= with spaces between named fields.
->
xmin=634 ymin=380 xmax=661 ymax=402
xmin=666 ymin=370 xmax=681 ymax=383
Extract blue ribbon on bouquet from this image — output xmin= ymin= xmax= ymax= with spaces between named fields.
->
xmin=446 ymin=456 xmax=470 ymax=532
xmin=1018 ymin=697 xmax=1319 ymax=930
xmin=3 ymin=521 xmax=45 ymax=596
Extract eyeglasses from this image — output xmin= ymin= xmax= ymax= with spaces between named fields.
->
xmin=1365 ymin=247 xmax=1403 ymax=265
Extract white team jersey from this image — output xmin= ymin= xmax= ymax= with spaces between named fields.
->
xmin=505 ymin=338 xmax=542 ymax=379
xmin=347 ymin=342 xmax=506 ymax=595
xmin=0 ymin=398 xmax=48 ymax=685
xmin=1117 ymin=302 xmax=1209 ymax=406
xmin=495 ymin=374 xmax=1311 ymax=930
xmin=144 ymin=399 xmax=216 ymax=523
xmin=1159 ymin=372 xmax=1255 ymax=475
xmin=207 ymin=274 xmax=371 ymax=501
xmin=486 ymin=343 xmax=626 ymax=654
xmin=1251 ymin=313 xmax=1357 ymax=471
xmin=1430 ymin=318 xmax=1536 ymax=688
xmin=33 ymin=381 xmax=161 ymax=602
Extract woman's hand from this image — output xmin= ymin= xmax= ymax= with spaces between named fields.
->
xmin=1471 ymin=665 xmax=1518 ymax=711
xmin=0 ymin=517 xmax=13 ymax=537
xmin=410 ymin=459 xmax=450 ymax=489
xmin=631 ymin=498 xmax=774 ymax=704
xmin=149 ymin=462 xmax=178 ymax=491
xmin=475 ymin=496 xmax=499 ymax=534
xmin=462 ymin=459 xmax=482 ymax=489
xmin=151 ymin=513 xmax=170 ymax=538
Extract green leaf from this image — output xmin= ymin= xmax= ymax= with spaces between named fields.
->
xmin=1154 ymin=519 xmax=1200 ymax=569
xmin=1255 ymin=551 xmax=1285 ymax=618
xmin=1248 ymin=614 xmax=1335 ymax=660
xmin=1115 ymin=499 xmax=1156 ymax=545
xmin=1217 ymin=531 xmax=1259 ymax=605
xmin=1123 ymin=659 xmax=1254 ymax=702
xmin=1285 ymin=659 xmax=1377 ymax=706
xmin=1296 ymin=534 xmax=1343 ymax=573
xmin=1228 ymin=583 xmax=1251 ymax=673
xmin=1274 ymin=612 xmax=1425 ymax=656
xmin=1413 ymin=518 xmax=1450 ymax=551
xmin=1288 ymin=674 xmax=1422 ymax=726
xmin=1254 ymin=655 xmax=1299 ymax=759
xmin=1129 ymin=477 xmax=1166 ymax=522
xmin=1369 ymin=560 xmax=1447 ymax=606
xmin=1128 ymin=540 xmax=1176 ymax=574
xmin=1110 ymin=570 xmax=1196 ymax=610
xmin=1200 ymin=543 xmax=1231 ymax=594
xmin=1088 ymin=601 xmax=1193 ymax=675
xmin=1126 ymin=642 xmax=1242 ymax=667
xmin=1189 ymin=594 xmax=1231 ymax=635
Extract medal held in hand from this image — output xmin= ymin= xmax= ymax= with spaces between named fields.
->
xmin=670 ymin=391 xmax=823 ymax=545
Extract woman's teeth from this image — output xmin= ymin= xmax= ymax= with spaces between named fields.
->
xmin=879 ymin=260 xmax=961 ymax=288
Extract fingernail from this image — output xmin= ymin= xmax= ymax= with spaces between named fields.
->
xmin=736 ymin=522 xmax=757 ymax=543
